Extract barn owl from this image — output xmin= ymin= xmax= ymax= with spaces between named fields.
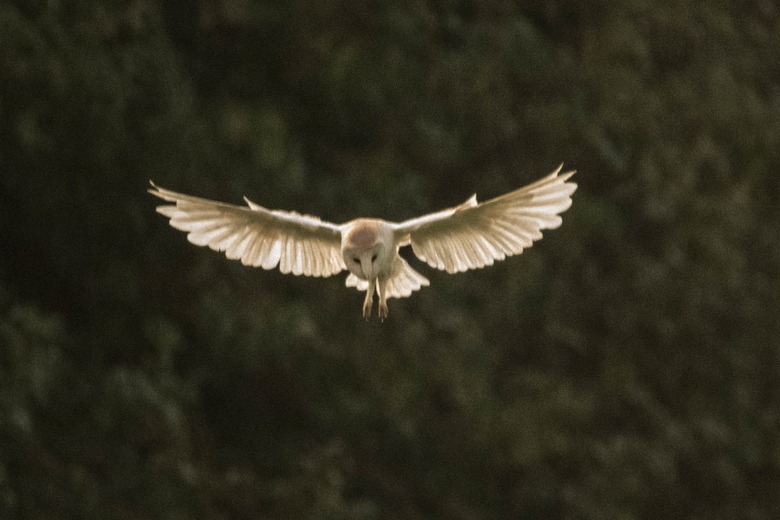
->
xmin=150 ymin=165 xmax=576 ymax=320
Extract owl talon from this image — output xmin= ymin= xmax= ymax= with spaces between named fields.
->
xmin=378 ymin=301 xmax=388 ymax=321
xmin=362 ymin=300 xmax=373 ymax=320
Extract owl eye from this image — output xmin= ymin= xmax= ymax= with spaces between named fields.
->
xmin=353 ymin=257 xmax=360 ymax=263
xmin=371 ymin=254 xmax=377 ymax=262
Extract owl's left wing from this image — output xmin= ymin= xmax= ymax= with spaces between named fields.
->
xmin=392 ymin=165 xmax=576 ymax=274
xmin=149 ymin=183 xmax=346 ymax=277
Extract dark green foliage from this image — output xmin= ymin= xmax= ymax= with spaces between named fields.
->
xmin=1 ymin=0 xmax=779 ymax=518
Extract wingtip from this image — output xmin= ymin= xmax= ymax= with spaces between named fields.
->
xmin=244 ymin=196 xmax=263 ymax=211
xmin=553 ymin=163 xmax=578 ymax=176
xmin=147 ymin=181 xmax=182 ymax=202
xmin=148 ymin=180 xmax=163 ymax=196
xmin=554 ymin=163 xmax=577 ymax=182
xmin=561 ymin=170 xmax=578 ymax=195
xmin=542 ymin=163 xmax=565 ymax=180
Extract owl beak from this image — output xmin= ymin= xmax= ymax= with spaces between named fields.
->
xmin=360 ymin=256 xmax=374 ymax=280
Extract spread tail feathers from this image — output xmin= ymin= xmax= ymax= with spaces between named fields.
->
xmin=346 ymin=256 xmax=429 ymax=299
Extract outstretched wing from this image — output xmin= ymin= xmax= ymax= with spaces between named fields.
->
xmin=392 ymin=165 xmax=576 ymax=274
xmin=149 ymin=183 xmax=346 ymax=277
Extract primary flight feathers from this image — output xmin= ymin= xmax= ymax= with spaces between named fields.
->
xmin=151 ymin=186 xmax=346 ymax=277
xmin=150 ymin=165 xmax=576 ymax=319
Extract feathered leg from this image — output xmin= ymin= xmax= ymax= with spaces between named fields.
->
xmin=362 ymin=279 xmax=376 ymax=320
xmin=377 ymin=278 xmax=389 ymax=321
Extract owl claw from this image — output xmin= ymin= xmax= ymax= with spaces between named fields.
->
xmin=362 ymin=299 xmax=373 ymax=320
xmin=378 ymin=301 xmax=388 ymax=321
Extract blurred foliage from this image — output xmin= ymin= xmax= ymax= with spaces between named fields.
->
xmin=1 ymin=0 xmax=779 ymax=518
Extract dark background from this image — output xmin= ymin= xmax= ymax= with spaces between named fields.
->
xmin=1 ymin=1 xmax=779 ymax=518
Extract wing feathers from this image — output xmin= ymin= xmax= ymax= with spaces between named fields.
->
xmin=281 ymin=237 xmax=293 ymax=274
xmin=385 ymin=257 xmax=430 ymax=298
xmin=395 ymin=166 xmax=576 ymax=273
xmin=150 ymin=183 xmax=345 ymax=277
xmin=345 ymin=274 xmax=370 ymax=291
xmin=311 ymin=241 xmax=322 ymax=276
xmin=263 ymin=240 xmax=282 ymax=270
xmin=345 ymin=256 xmax=430 ymax=299
xmin=242 ymin=230 xmax=261 ymax=266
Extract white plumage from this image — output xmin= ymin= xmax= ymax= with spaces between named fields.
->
xmin=150 ymin=165 xmax=576 ymax=320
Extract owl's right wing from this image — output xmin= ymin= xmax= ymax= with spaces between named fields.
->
xmin=149 ymin=183 xmax=346 ymax=277
xmin=392 ymin=165 xmax=576 ymax=274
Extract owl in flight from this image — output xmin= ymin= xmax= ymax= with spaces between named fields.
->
xmin=150 ymin=165 xmax=576 ymax=320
